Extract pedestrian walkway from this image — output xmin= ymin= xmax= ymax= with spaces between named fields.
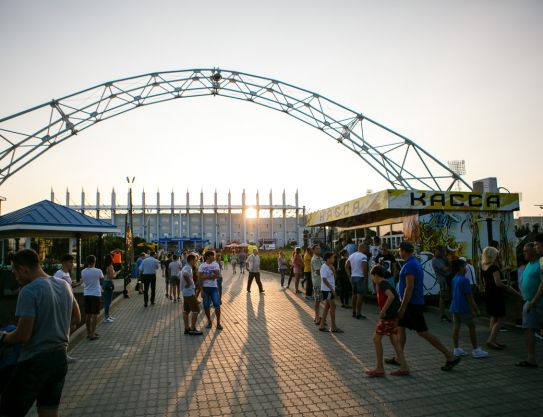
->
xmin=32 ymin=270 xmax=543 ymax=417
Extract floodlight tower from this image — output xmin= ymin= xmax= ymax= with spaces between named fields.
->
xmin=447 ymin=160 xmax=467 ymax=191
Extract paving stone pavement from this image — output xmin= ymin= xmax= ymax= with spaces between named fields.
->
xmin=30 ymin=269 xmax=543 ymax=417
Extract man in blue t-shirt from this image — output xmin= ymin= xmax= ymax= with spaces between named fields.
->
xmin=516 ymin=241 xmax=543 ymax=368
xmin=387 ymin=242 xmax=460 ymax=372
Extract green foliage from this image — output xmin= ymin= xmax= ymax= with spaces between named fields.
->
xmin=259 ymin=253 xmax=283 ymax=273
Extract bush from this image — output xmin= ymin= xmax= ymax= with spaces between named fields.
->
xmin=259 ymin=253 xmax=284 ymax=273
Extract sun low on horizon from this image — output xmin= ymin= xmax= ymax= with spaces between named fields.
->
xmin=245 ymin=207 xmax=257 ymax=219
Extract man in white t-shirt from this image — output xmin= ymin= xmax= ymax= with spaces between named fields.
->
xmin=197 ymin=251 xmax=222 ymax=330
xmin=169 ymin=254 xmax=182 ymax=302
xmin=53 ymin=253 xmax=78 ymax=363
xmin=53 ymin=254 xmax=74 ymax=287
xmin=81 ymin=255 xmax=104 ymax=340
xmin=246 ymin=249 xmax=264 ymax=293
xmin=181 ymin=254 xmax=203 ymax=335
xmin=346 ymin=243 xmax=369 ymax=320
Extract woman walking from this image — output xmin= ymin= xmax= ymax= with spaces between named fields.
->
xmin=481 ymin=246 xmax=520 ymax=350
xmin=292 ymin=247 xmax=303 ymax=294
xmin=102 ymin=254 xmax=120 ymax=323
xmin=231 ymin=251 xmax=238 ymax=274
xmin=277 ymin=251 xmax=288 ymax=289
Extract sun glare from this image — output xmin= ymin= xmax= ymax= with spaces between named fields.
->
xmin=245 ymin=207 xmax=257 ymax=219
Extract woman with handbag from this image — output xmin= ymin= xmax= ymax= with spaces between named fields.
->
xmin=103 ymin=254 xmax=120 ymax=323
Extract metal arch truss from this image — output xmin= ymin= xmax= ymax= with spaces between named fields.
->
xmin=0 ymin=68 xmax=471 ymax=191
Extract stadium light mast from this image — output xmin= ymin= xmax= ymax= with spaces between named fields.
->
xmin=447 ymin=160 xmax=467 ymax=191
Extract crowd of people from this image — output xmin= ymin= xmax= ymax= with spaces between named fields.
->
xmin=1 ymin=232 xmax=542 ymax=416
xmin=275 ymin=234 xmax=543 ymax=376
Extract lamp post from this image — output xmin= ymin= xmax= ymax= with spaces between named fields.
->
xmin=124 ymin=176 xmax=135 ymax=298
xmin=127 ymin=177 xmax=135 ymax=263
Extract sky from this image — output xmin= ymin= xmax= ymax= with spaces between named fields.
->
xmin=0 ymin=0 xmax=542 ymax=216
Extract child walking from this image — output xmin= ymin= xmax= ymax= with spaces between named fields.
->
xmin=366 ymin=265 xmax=409 ymax=377
xmin=450 ymin=259 xmax=489 ymax=358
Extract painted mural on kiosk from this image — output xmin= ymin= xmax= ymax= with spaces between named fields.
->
xmin=307 ymin=189 xmax=520 ymax=296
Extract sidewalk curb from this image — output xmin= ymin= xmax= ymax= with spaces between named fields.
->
xmin=68 ymin=291 xmax=126 ymax=351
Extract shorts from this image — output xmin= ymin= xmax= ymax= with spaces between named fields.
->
xmin=522 ymin=302 xmax=543 ymax=330
xmin=203 ymin=287 xmax=221 ymax=310
xmin=84 ymin=295 xmax=101 ymax=315
xmin=170 ymin=277 xmax=180 ymax=287
xmin=375 ymin=319 xmax=399 ymax=336
xmin=452 ymin=312 xmax=474 ymax=326
xmin=164 ymin=275 xmax=171 ymax=284
xmin=398 ymin=304 xmax=428 ymax=333
xmin=351 ymin=276 xmax=368 ymax=295
xmin=322 ymin=291 xmax=335 ymax=301
xmin=313 ymin=285 xmax=322 ymax=301
xmin=0 ymin=348 xmax=67 ymax=416
xmin=183 ymin=295 xmax=200 ymax=313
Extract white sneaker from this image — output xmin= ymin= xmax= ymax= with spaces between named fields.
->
xmin=472 ymin=347 xmax=489 ymax=358
xmin=453 ymin=347 xmax=466 ymax=357
xmin=104 ymin=317 xmax=114 ymax=323
xmin=108 ymin=316 xmax=116 ymax=321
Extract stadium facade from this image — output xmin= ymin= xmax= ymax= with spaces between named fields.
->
xmin=52 ymin=188 xmax=305 ymax=248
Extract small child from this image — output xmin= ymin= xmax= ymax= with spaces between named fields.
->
xmin=450 ymin=259 xmax=489 ymax=358
xmin=366 ymin=265 xmax=409 ymax=377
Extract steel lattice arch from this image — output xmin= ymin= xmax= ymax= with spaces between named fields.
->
xmin=0 ymin=68 xmax=470 ymax=190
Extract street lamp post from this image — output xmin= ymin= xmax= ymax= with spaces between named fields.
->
xmin=124 ymin=176 xmax=135 ymax=298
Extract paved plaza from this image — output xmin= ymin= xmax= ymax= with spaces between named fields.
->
xmin=34 ymin=270 xmax=543 ymax=417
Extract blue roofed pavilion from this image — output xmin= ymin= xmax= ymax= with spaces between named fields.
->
xmin=0 ymin=200 xmax=119 ymax=238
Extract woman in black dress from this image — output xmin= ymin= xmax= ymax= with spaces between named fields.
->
xmin=481 ymin=246 xmax=520 ymax=350
xmin=336 ymin=249 xmax=351 ymax=308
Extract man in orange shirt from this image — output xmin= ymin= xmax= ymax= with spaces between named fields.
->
xmin=111 ymin=250 xmax=122 ymax=272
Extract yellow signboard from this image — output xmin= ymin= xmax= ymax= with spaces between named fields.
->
xmin=388 ymin=190 xmax=520 ymax=212
xmin=306 ymin=189 xmax=520 ymax=227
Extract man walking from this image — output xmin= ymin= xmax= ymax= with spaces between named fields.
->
xmin=516 ymin=241 xmax=543 ymax=368
xmin=238 ymin=251 xmax=247 ymax=275
xmin=81 ymin=255 xmax=103 ymax=340
xmin=164 ymin=253 xmax=173 ymax=299
xmin=198 ymin=251 xmax=222 ymax=330
xmin=432 ymin=246 xmax=453 ymax=322
xmin=139 ymin=251 xmax=160 ymax=307
xmin=311 ymin=244 xmax=324 ymax=324
xmin=387 ymin=242 xmax=460 ymax=372
xmin=0 ymin=249 xmax=81 ymax=417
xmin=53 ymin=254 xmax=77 ymax=363
xmin=346 ymin=243 xmax=369 ymax=319
xmin=182 ymin=254 xmax=203 ymax=335
xmin=169 ymin=254 xmax=182 ymax=302
xmin=246 ymin=249 xmax=264 ymax=293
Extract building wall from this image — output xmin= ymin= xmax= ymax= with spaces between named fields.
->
xmin=55 ymin=188 xmax=305 ymax=248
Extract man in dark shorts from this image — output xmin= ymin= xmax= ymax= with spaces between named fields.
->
xmin=0 ymin=249 xmax=81 ymax=417
xmin=386 ymin=242 xmax=460 ymax=372
xmin=181 ymin=254 xmax=203 ymax=335
xmin=81 ymin=255 xmax=103 ymax=340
